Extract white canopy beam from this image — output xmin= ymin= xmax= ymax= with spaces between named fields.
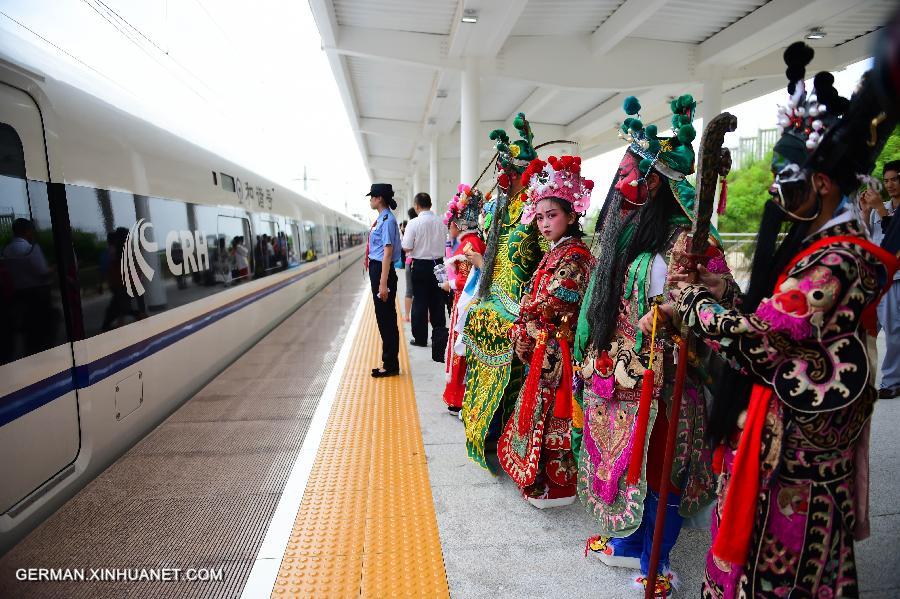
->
xmin=590 ymin=0 xmax=670 ymax=56
xmin=696 ymin=0 xmax=870 ymax=68
xmin=358 ymin=117 xmax=422 ymax=140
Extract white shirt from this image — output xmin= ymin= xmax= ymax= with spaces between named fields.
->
xmin=402 ymin=210 xmax=446 ymax=260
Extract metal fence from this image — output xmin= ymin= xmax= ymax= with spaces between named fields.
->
xmin=728 ymin=127 xmax=778 ymax=170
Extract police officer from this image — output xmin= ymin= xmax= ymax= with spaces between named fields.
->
xmin=366 ymin=183 xmax=402 ymax=377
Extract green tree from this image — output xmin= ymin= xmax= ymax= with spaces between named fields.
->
xmin=875 ymin=125 xmax=900 ymax=178
xmin=717 ymin=151 xmax=774 ymax=233
xmin=717 ymin=125 xmax=900 ymax=233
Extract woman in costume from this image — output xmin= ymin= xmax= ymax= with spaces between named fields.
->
xmin=497 ymin=155 xmax=595 ymax=507
xmin=666 ymin=43 xmax=897 ymax=599
xmin=461 ymin=113 xmax=546 ymax=469
xmin=441 ymin=184 xmax=487 ymax=412
xmin=575 ymin=95 xmax=737 ymax=597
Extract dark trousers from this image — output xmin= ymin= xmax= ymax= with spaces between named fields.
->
xmin=411 ymin=258 xmax=448 ymax=361
xmin=368 ymin=260 xmax=399 ymax=371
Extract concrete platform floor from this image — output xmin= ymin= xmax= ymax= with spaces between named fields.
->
xmin=399 ymin=278 xmax=900 ymax=597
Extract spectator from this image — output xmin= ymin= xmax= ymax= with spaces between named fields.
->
xmin=861 ymin=159 xmax=900 ymax=397
xmin=402 ymin=192 xmax=448 ymax=362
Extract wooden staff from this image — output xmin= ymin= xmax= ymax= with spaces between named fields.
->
xmin=644 ymin=112 xmax=736 ymax=599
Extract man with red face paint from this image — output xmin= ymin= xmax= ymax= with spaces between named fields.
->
xmin=572 ymin=95 xmax=738 ymax=598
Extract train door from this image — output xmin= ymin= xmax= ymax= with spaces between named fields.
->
xmin=0 ymin=83 xmax=80 ymax=514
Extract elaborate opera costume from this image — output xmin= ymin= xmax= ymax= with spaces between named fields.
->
xmin=442 ymin=185 xmax=486 ymax=410
xmin=462 ymin=114 xmax=546 ymax=469
xmin=574 ymin=95 xmax=736 ymax=594
xmin=497 ymin=155 xmax=595 ymax=507
xmin=672 ymin=44 xmax=898 ymax=598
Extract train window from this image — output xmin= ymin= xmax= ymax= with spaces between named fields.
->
xmin=216 ymin=215 xmax=252 ymax=284
xmin=303 ymin=220 xmax=322 ymax=260
xmin=67 ymin=185 xmax=250 ymax=337
xmin=253 ymin=216 xmax=285 ymax=274
xmin=220 ymin=173 xmax=235 ymax=193
xmin=0 ymin=124 xmax=67 ymax=365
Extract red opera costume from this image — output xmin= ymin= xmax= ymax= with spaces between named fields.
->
xmin=441 ymin=185 xmax=486 ymax=410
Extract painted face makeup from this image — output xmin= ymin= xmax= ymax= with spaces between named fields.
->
xmin=534 ymin=198 xmax=574 ymax=243
xmin=614 ymin=151 xmax=649 ymax=208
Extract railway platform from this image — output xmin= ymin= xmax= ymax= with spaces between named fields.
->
xmin=1 ymin=266 xmax=898 ymax=598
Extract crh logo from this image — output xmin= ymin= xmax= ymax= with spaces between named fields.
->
xmin=122 ymin=219 xmax=157 ymax=298
xmin=121 ymin=219 xmax=209 ymax=298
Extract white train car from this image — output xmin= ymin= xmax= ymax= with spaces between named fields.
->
xmin=0 ymin=43 xmax=367 ymax=552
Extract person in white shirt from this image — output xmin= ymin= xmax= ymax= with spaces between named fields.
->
xmin=861 ymin=159 xmax=900 ymax=397
xmin=402 ymin=192 xmax=449 ymax=362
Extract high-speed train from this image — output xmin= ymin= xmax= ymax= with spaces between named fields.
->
xmin=0 ymin=43 xmax=367 ymax=552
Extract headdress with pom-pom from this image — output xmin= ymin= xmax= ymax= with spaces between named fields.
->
xmin=443 ymin=183 xmax=486 ymax=232
xmin=618 ymin=94 xmax=697 ymax=181
xmin=519 ymin=155 xmax=594 ymax=225
xmin=771 ymin=41 xmax=850 ymax=189
xmin=489 ymin=112 xmax=539 ymax=191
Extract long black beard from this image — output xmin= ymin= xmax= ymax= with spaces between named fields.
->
xmin=705 ymin=200 xmax=811 ymax=446
xmin=588 ymin=180 xmax=678 ymax=351
xmin=477 ymin=188 xmax=511 ymax=298
xmin=587 ymin=191 xmax=629 ymax=352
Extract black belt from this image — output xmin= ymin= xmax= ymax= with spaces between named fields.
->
xmin=412 ymin=258 xmax=442 ymax=263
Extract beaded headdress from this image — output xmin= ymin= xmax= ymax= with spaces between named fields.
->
xmin=443 ymin=184 xmax=485 ymax=232
xmin=519 ymin=156 xmax=594 ymax=224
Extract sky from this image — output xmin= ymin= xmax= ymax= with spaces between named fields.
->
xmin=0 ymin=1 xmax=874 ymax=221
xmin=0 ymin=0 xmax=372 ymax=217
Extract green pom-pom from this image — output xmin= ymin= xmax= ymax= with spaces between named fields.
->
xmin=677 ymin=123 xmax=696 ymax=143
xmin=489 ymin=128 xmax=508 ymax=142
xmin=639 ymin=158 xmax=653 ymax=174
xmin=645 ymin=124 xmax=657 ymax=139
xmin=513 ymin=112 xmax=525 ymax=129
xmin=622 ymin=117 xmax=643 ymax=132
xmin=623 ymin=95 xmax=641 ymax=115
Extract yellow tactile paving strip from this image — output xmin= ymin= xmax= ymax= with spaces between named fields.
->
xmin=271 ymin=299 xmax=449 ymax=598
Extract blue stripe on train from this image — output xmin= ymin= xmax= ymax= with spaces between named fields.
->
xmin=0 ymin=256 xmax=342 ymax=428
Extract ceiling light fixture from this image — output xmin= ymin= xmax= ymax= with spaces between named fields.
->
xmin=462 ymin=9 xmax=478 ymax=24
xmin=805 ymin=27 xmax=826 ymax=40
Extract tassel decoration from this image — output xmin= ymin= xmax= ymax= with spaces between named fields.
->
xmin=518 ymin=329 xmax=548 ymax=436
xmin=717 ymin=178 xmax=728 ymax=215
xmin=627 ymin=305 xmax=659 ymax=485
xmin=553 ymin=336 xmax=573 ymax=419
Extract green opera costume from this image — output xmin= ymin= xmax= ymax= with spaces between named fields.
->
xmin=461 ymin=114 xmax=546 ymax=469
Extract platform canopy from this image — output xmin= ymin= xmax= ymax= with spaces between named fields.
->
xmin=309 ymin=0 xmax=893 ymax=211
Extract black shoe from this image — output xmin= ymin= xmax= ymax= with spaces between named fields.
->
xmin=447 ymin=406 xmax=461 ymax=413
xmin=410 ymin=340 xmax=427 ymax=347
xmin=432 ymin=356 xmax=444 ymax=364
xmin=879 ymin=386 xmax=900 ymax=399
xmin=371 ymin=368 xmax=400 ymax=378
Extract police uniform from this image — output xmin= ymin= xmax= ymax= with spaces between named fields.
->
xmin=368 ymin=204 xmax=402 ymax=373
